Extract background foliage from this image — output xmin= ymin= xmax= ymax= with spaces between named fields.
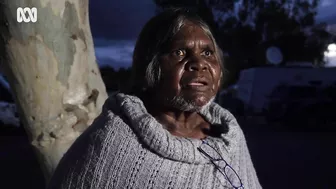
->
xmin=153 ymin=0 xmax=332 ymax=86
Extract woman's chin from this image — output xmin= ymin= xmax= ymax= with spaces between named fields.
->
xmin=162 ymin=92 xmax=215 ymax=112
xmin=181 ymin=96 xmax=214 ymax=112
xmin=186 ymin=93 xmax=213 ymax=105
xmin=192 ymin=97 xmax=210 ymax=107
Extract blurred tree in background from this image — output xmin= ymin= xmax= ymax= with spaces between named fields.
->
xmin=100 ymin=67 xmax=132 ymax=92
xmin=153 ymin=0 xmax=331 ymax=86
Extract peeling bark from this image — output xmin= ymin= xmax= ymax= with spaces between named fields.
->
xmin=0 ymin=0 xmax=108 ymax=182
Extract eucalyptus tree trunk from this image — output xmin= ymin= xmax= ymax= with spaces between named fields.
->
xmin=0 ymin=0 xmax=108 ymax=182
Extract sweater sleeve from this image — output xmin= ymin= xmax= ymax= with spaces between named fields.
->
xmin=47 ymin=106 xmax=114 ymax=189
xmin=218 ymin=106 xmax=262 ymax=189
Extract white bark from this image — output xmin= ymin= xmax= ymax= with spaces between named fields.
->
xmin=0 ymin=0 xmax=108 ymax=181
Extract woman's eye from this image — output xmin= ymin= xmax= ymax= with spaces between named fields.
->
xmin=172 ymin=49 xmax=186 ymax=57
xmin=203 ymin=50 xmax=213 ymax=56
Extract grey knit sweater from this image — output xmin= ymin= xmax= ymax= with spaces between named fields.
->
xmin=48 ymin=93 xmax=262 ymax=189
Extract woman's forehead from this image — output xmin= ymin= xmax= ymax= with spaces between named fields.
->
xmin=170 ymin=23 xmax=214 ymax=47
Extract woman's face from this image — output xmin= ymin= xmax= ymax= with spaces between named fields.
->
xmin=157 ymin=21 xmax=222 ymax=111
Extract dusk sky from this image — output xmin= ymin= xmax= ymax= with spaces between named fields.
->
xmin=89 ymin=0 xmax=155 ymax=40
xmin=89 ymin=0 xmax=336 ymax=40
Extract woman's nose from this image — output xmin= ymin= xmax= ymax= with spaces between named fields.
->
xmin=187 ymin=55 xmax=208 ymax=71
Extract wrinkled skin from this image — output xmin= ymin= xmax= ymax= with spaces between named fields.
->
xmin=146 ymin=21 xmax=222 ymax=139
xmin=158 ymin=21 xmax=222 ymax=111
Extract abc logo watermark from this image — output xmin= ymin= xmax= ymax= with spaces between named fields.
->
xmin=17 ymin=7 xmax=37 ymax=23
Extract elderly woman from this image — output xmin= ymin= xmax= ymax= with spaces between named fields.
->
xmin=48 ymin=8 xmax=261 ymax=189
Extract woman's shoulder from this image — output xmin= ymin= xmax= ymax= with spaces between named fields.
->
xmin=69 ymin=94 xmax=134 ymax=147
xmin=204 ymin=102 xmax=246 ymax=146
xmin=201 ymin=101 xmax=240 ymax=127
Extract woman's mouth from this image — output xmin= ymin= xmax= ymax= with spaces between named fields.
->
xmin=184 ymin=78 xmax=210 ymax=91
xmin=188 ymin=82 xmax=206 ymax=86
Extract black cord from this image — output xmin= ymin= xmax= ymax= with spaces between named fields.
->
xmin=202 ymin=123 xmax=230 ymax=145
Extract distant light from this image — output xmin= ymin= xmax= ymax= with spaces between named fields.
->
xmin=327 ymin=43 xmax=336 ymax=52
xmin=324 ymin=43 xmax=336 ymax=67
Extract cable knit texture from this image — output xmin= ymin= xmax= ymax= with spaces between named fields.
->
xmin=48 ymin=93 xmax=262 ymax=189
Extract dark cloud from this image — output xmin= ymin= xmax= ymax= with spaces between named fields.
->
xmin=89 ymin=0 xmax=156 ymax=40
xmin=89 ymin=0 xmax=336 ymax=40
xmin=316 ymin=0 xmax=336 ymax=24
xmin=324 ymin=15 xmax=336 ymax=24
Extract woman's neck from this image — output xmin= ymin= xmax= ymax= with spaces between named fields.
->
xmin=144 ymin=97 xmax=210 ymax=139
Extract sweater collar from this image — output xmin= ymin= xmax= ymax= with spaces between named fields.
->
xmin=107 ymin=92 xmax=241 ymax=164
